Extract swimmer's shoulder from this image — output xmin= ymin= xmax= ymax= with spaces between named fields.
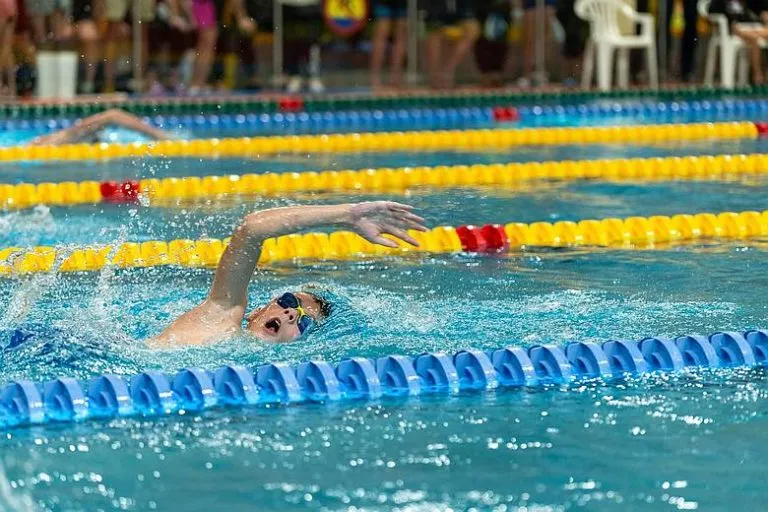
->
xmin=147 ymin=324 xmax=243 ymax=348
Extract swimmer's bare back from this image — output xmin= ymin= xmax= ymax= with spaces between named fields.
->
xmin=31 ymin=109 xmax=170 ymax=146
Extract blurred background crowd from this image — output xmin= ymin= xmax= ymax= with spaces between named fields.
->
xmin=0 ymin=0 xmax=742 ymax=98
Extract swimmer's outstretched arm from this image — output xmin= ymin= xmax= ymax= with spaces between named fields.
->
xmin=151 ymin=202 xmax=427 ymax=345
xmin=31 ymin=109 xmax=170 ymax=146
xmin=209 ymin=202 xmax=427 ymax=309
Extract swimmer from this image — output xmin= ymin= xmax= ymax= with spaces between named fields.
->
xmin=150 ymin=201 xmax=427 ymax=347
xmin=30 ymin=109 xmax=170 ymax=145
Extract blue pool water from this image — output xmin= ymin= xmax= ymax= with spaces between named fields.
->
xmin=1 ymin=119 xmax=768 ymax=510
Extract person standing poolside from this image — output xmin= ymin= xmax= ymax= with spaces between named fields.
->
xmin=424 ymin=0 xmax=481 ymax=88
xmin=369 ymin=0 xmax=408 ymax=90
xmin=0 ymin=0 xmax=15 ymax=97
xmin=150 ymin=202 xmax=427 ymax=347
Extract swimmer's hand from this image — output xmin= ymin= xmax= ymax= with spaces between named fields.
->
xmin=347 ymin=201 xmax=428 ymax=248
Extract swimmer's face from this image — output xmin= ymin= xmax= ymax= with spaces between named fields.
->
xmin=246 ymin=292 xmax=324 ymax=343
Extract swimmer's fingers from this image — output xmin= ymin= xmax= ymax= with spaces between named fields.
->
xmin=386 ymin=202 xmax=418 ymax=215
xmin=369 ymin=235 xmax=399 ymax=248
xmin=396 ymin=213 xmax=428 ymax=230
xmin=392 ymin=219 xmax=428 ymax=234
xmin=383 ymin=226 xmax=420 ymax=247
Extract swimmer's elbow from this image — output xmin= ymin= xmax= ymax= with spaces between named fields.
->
xmin=241 ymin=210 xmax=280 ymax=238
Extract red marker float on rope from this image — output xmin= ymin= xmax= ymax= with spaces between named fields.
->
xmin=492 ymin=107 xmax=519 ymax=123
xmin=99 ymin=180 xmax=140 ymax=202
xmin=455 ymin=225 xmax=488 ymax=252
xmin=278 ymin=96 xmax=304 ymax=113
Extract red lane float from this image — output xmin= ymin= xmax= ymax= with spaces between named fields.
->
xmin=99 ymin=180 xmax=140 ymax=202
xmin=278 ymin=96 xmax=304 ymax=112
xmin=455 ymin=225 xmax=488 ymax=252
xmin=456 ymin=224 xmax=510 ymax=252
xmin=492 ymin=107 xmax=520 ymax=123
xmin=479 ymin=224 xmax=509 ymax=251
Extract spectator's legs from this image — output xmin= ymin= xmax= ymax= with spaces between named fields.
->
xmin=734 ymin=27 xmax=768 ymax=84
xmin=284 ymin=37 xmax=311 ymax=91
xmin=140 ymin=24 xmax=151 ymax=88
xmin=521 ymin=6 xmax=555 ymax=84
xmin=660 ymin=0 xmax=697 ymax=80
xmin=0 ymin=16 xmax=15 ymax=96
xmin=522 ymin=8 xmax=536 ymax=81
xmin=370 ymin=17 xmax=392 ymax=90
xmin=104 ymin=22 xmax=125 ymax=92
xmin=29 ymin=14 xmax=47 ymax=44
xmin=191 ymin=26 xmax=218 ymax=89
xmin=76 ymin=20 xmax=100 ymax=93
xmin=680 ymin=0 xmax=698 ymax=80
xmin=389 ymin=17 xmax=407 ymax=87
xmin=51 ymin=8 xmax=72 ymax=42
xmin=442 ymin=18 xmax=480 ymax=87
xmin=425 ymin=29 xmax=443 ymax=88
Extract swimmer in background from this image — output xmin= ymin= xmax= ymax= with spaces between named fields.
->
xmin=30 ymin=109 xmax=170 ymax=145
xmin=150 ymin=201 xmax=427 ymax=347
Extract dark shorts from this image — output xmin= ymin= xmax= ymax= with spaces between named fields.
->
xmin=424 ymin=0 xmax=477 ymax=29
xmin=72 ymin=0 xmax=92 ymax=22
xmin=374 ymin=0 xmax=407 ymax=19
xmin=523 ymin=0 xmax=557 ymax=9
xmin=556 ymin=0 xmax=587 ymax=57
xmin=474 ymin=38 xmax=507 ymax=72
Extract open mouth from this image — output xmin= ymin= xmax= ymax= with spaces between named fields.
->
xmin=264 ymin=318 xmax=281 ymax=334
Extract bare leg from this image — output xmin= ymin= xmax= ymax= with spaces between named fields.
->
xmin=51 ymin=9 xmax=72 ymax=43
xmin=748 ymin=39 xmax=763 ymax=84
xmin=191 ymin=26 xmax=217 ymax=88
xmin=443 ymin=19 xmax=480 ymax=88
xmin=734 ymin=27 xmax=767 ymax=83
xmin=76 ymin=21 xmax=100 ymax=92
xmin=522 ymin=9 xmax=536 ymax=79
xmin=103 ymin=21 xmax=122 ymax=92
xmin=389 ymin=18 xmax=407 ymax=88
xmin=0 ymin=19 xmax=13 ymax=96
xmin=426 ymin=30 xmax=442 ymax=88
xmin=29 ymin=15 xmax=47 ymax=46
xmin=370 ymin=18 xmax=391 ymax=90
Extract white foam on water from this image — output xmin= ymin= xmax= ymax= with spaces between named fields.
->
xmin=0 ymin=464 xmax=35 ymax=512
xmin=0 ymin=272 xmax=58 ymax=331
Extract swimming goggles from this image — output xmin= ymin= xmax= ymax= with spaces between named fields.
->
xmin=276 ymin=292 xmax=314 ymax=334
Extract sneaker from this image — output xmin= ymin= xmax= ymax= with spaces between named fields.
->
xmin=516 ymin=76 xmax=531 ymax=89
xmin=308 ymin=77 xmax=325 ymax=94
xmin=286 ymin=76 xmax=303 ymax=93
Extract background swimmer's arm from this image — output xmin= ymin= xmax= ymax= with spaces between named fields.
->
xmin=208 ymin=202 xmax=428 ymax=310
xmin=31 ymin=109 xmax=169 ymax=145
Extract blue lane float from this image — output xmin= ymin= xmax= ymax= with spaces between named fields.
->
xmin=517 ymin=98 xmax=768 ymax=126
xmin=1 ymin=329 xmax=767 ymax=429
xmin=5 ymin=98 xmax=768 ymax=137
xmin=0 ymin=107 xmax=495 ymax=137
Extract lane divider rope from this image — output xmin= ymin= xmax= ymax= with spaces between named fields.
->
xmin=1 ymin=83 xmax=768 ymax=119
xmin=3 ymin=152 xmax=768 ymax=209
xmin=0 ymin=121 xmax=759 ymax=163
xmin=2 ymin=330 xmax=766 ymax=428
xmin=7 ymin=97 xmax=768 ymax=136
xmin=1 ymin=209 xmax=767 ymax=275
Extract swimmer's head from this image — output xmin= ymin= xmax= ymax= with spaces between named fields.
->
xmin=245 ymin=291 xmax=332 ymax=343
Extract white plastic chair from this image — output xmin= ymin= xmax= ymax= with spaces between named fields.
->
xmin=699 ymin=0 xmax=762 ymax=88
xmin=575 ymin=0 xmax=658 ymax=91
